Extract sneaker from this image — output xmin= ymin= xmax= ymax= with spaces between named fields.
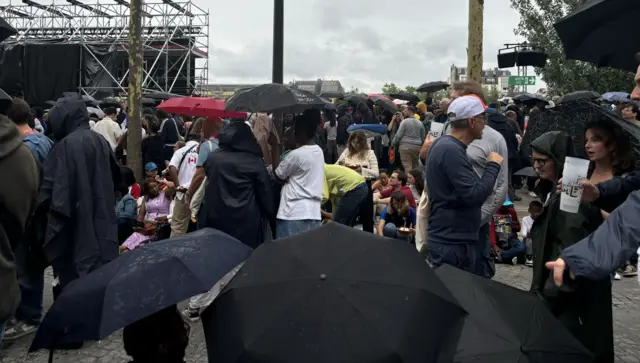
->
xmin=525 ymin=258 xmax=534 ymax=267
xmin=181 ymin=307 xmax=201 ymax=323
xmin=528 ymin=191 xmax=537 ymax=198
xmin=3 ymin=320 xmax=38 ymax=341
xmin=614 ymin=272 xmax=622 ymax=280
xmin=623 ymin=265 xmax=638 ymax=277
xmin=511 ymin=256 xmax=518 ymax=266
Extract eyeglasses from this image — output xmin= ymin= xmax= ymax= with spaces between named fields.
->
xmin=531 ymin=157 xmax=549 ymax=167
xmin=474 ymin=113 xmax=488 ymax=121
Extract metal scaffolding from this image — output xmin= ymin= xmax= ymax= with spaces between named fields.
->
xmin=0 ymin=0 xmax=209 ymax=96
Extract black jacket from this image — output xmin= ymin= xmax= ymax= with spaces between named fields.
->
xmin=200 ymin=122 xmax=276 ymax=249
xmin=488 ymin=113 xmax=519 ymax=161
xmin=595 ymin=170 xmax=640 ymax=213
xmin=39 ymin=97 xmax=121 ymax=288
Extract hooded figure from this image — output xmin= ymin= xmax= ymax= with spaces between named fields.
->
xmin=0 ymin=110 xmax=39 ymax=327
xmin=529 ymin=131 xmax=613 ymax=363
xmin=39 ymin=96 xmax=121 ymax=289
xmin=199 ymin=121 xmax=276 ymax=248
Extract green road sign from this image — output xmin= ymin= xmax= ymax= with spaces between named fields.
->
xmin=508 ymin=76 xmax=536 ymax=86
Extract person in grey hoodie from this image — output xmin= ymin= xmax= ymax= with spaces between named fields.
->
xmin=391 ymin=106 xmax=426 ymax=172
xmin=0 ymin=92 xmax=39 ymax=343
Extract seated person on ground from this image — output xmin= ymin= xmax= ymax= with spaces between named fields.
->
xmin=492 ymin=198 xmax=525 ymax=265
xmin=377 ymin=191 xmax=416 ymax=242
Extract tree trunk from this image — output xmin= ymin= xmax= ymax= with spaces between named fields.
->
xmin=467 ymin=0 xmax=484 ymax=83
xmin=127 ymin=0 xmax=143 ymax=181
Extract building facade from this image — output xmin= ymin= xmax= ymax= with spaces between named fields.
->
xmin=448 ymin=64 xmax=512 ymax=95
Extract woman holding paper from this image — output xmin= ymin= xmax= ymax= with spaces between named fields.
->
xmin=529 ymin=131 xmax=613 ymax=363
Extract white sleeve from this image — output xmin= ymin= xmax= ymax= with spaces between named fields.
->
xmin=169 ymin=148 xmax=184 ymax=169
xmin=275 ymin=151 xmax=297 ymax=180
xmin=521 ymin=217 xmax=531 ymax=238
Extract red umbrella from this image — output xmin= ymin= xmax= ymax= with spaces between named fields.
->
xmin=157 ymin=97 xmax=246 ymax=118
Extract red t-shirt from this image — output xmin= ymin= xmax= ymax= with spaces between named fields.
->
xmin=379 ymin=185 xmax=416 ymax=208
xmin=130 ymin=183 xmax=141 ymax=199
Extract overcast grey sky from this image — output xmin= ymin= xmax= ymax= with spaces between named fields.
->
xmin=203 ymin=0 xmax=524 ymax=92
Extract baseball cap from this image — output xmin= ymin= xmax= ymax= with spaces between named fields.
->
xmin=447 ymin=95 xmax=487 ymax=121
xmin=145 ymin=162 xmax=158 ymax=172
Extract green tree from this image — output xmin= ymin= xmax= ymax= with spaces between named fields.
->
xmin=511 ymin=0 xmax=634 ymax=94
xmin=404 ymin=85 xmax=417 ymax=94
xmin=381 ymin=83 xmax=401 ymax=96
xmin=431 ymin=89 xmax=450 ymax=102
xmin=348 ymin=86 xmax=361 ymax=94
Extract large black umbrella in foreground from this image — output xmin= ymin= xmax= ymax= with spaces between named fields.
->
xmin=30 ymin=228 xmax=252 ymax=352
xmin=435 ymin=265 xmax=593 ymax=363
xmin=0 ymin=17 xmax=17 ymax=42
xmin=203 ymin=223 xmax=467 ymax=363
xmin=522 ymin=99 xmax=640 ymax=163
xmin=225 ymin=83 xmax=326 ymax=114
xmin=417 ymin=81 xmax=449 ymax=93
xmin=390 ymin=91 xmax=421 ymax=104
xmin=554 ymin=0 xmax=640 ymax=72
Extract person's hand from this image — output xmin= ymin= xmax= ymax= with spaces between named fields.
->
xmin=119 ymin=245 xmax=129 ymax=254
xmin=492 ymin=245 xmax=503 ymax=255
xmin=409 ymin=228 xmax=416 ymax=236
xmin=421 ymin=134 xmax=434 ymax=152
xmin=556 ymin=178 xmax=563 ymax=193
xmin=544 ymin=258 xmax=575 ymax=286
xmin=487 ymin=152 xmax=504 ymax=165
xmin=354 ymin=165 xmax=362 ymax=172
xmin=155 ymin=216 xmax=168 ymax=223
xmin=579 ymin=179 xmax=600 ymax=202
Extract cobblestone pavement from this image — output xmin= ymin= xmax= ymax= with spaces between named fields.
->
xmin=1 ymin=190 xmax=639 ymax=362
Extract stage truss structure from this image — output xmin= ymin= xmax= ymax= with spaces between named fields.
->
xmin=0 ymin=0 xmax=209 ymax=96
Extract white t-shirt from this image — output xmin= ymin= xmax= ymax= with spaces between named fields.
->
xmin=92 ymin=117 xmax=122 ymax=151
xmin=169 ymin=140 xmax=199 ymax=189
xmin=521 ymin=215 xmax=534 ymax=239
xmin=324 ymin=121 xmax=337 ymax=140
xmin=275 ymin=144 xmax=325 ymax=220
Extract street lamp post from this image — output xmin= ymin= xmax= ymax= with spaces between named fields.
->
xmin=272 ymin=0 xmax=284 ymax=84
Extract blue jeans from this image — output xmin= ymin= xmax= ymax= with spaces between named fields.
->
xmin=276 ymin=219 xmax=321 ymax=239
xmin=382 ymin=223 xmax=413 ymax=243
xmin=333 ymin=183 xmax=368 ymax=226
xmin=428 ymin=242 xmax=476 ymax=272
xmin=500 ymin=239 xmax=526 ymax=261
xmin=475 ymin=224 xmax=495 ymax=278
xmin=15 ymin=271 xmax=44 ymax=325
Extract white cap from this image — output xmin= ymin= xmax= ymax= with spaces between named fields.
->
xmin=447 ymin=95 xmax=487 ymax=121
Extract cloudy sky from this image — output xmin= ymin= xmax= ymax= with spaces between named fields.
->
xmin=203 ymin=0 xmax=524 ymax=93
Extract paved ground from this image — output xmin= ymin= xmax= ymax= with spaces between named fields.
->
xmin=1 ymin=189 xmax=639 ymax=362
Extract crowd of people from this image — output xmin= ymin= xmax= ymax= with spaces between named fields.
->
xmin=0 ymin=76 xmax=639 ymax=363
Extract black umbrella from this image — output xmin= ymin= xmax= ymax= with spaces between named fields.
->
xmin=514 ymin=166 xmax=538 ymax=178
xmin=203 ymin=223 xmax=466 ymax=363
xmin=554 ymin=0 xmax=640 ymax=72
xmin=0 ymin=17 xmax=17 ymax=42
xmin=30 ymin=228 xmax=252 ymax=352
xmin=390 ymin=91 xmax=421 ymax=104
xmin=559 ymin=90 xmax=601 ymax=104
xmin=435 ymin=265 xmax=593 ymax=363
xmin=373 ymin=97 xmax=398 ymax=113
xmin=344 ymin=93 xmax=369 ymax=105
xmin=512 ymin=93 xmax=548 ymax=106
xmin=0 ymin=87 xmax=11 ymax=101
xmin=522 ymin=99 xmax=640 ymax=163
xmin=321 ymin=97 xmax=337 ymax=111
xmin=417 ymin=81 xmax=449 ymax=93
xmin=225 ymin=83 xmax=326 ymax=114
xmin=143 ymin=91 xmax=184 ymax=101
xmin=320 ymin=91 xmax=344 ymax=99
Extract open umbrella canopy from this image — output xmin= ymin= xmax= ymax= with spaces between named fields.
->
xmin=158 ymin=97 xmax=246 ymax=118
xmin=225 ymin=83 xmax=326 ymax=114
xmin=390 ymin=91 xmax=421 ymax=104
xmin=319 ymin=91 xmax=344 ymax=99
xmin=601 ymin=91 xmax=631 ymax=103
xmin=203 ymin=223 xmax=466 ymax=363
xmin=512 ymin=93 xmax=547 ymax=105
xmin=559 ymin=90 xmax=601 ymax=104
xmin=0 ymin=17 xmax=17 ymax=42
xmin=514 ymin=166 xmax=538 ymax=178
xmin=369 ymin=94 xmax=398 ymax=113
xmin=344 ymin=93 xmax=369 ymax=105
xmin=417 ymin=81 xmax=449 ymax=93
xmin=435 ymin=265 xmax=593 ymax=363
xmin=553 ymin=0 xmax=640 ymax=72
xmin=30 ymin=229 xmax=252 ymax=351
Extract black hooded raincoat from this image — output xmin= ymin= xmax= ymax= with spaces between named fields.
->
xmin=39 ymin=97 xmax=121 ymax=288
xmin=200 ymin=121 xmax=276 ymax=249
xmin=529 ymin=131 xmax=613 ymax=363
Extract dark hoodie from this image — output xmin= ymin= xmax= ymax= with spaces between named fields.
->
xmin=336 ymin=105 xmax=351 ymax=146
xmin=0 ymin=113 xmax=39 ymax=322
xmin=487 ymin=112 xmax=519 ymax=161
xmin=39 ymin=96 xmax=121 ymax=289
xmin=529 ymin=131 xmax=613 ymax=362
xmin=200 ymin=121 xmax=276 ymax=248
